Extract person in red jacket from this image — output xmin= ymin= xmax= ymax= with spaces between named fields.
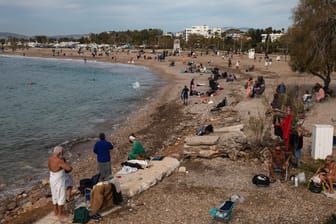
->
xmin=280 ymin=106 xmax=292 ymax=148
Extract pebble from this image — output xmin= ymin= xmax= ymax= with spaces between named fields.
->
xmin=6 ymin=201 xmax=16 ymax=211
xmin=41 ymin=178 xmax=49 ymax=186
xmin=178 ymin=166 xmax=186 ymax=173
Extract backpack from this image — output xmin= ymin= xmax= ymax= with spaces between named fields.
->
xmin=73 ymin=207 xmax=90 ymax=223
xmin=252 ymin=174 xmax=270 ymax=187
xmin=78 ymin=173 xmax=101 ymax=195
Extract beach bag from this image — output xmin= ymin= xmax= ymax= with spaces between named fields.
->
xmin=73 ymin=207 xmax=90 ymax=223
xmin=91 ymin=173 xmax=101 ymax=185
xmin=78 ymin=173 xmax=101 ymax=195
xmin=252 ymin=174 xmax=270 ymax=187
xmin=79 ymin=178 xmax=93 ymax=194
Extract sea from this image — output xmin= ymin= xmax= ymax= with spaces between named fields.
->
xmin=0 ymin=55 xmax=164 ymax=198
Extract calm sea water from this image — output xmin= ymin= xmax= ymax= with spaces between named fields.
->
xmin=0 ymin=55 xmax=163 ymax=197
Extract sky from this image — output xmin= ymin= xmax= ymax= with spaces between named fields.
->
xmin=0 ymin=0 xmax=300 ymax=36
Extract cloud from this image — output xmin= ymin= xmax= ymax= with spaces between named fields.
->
xmin=0 ymin=0 xmax=82 ymax=10
xmin=0 ymin=0 xmax=299 ymax=35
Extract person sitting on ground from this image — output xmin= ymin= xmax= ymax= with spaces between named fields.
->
xmin=90 ymin=176 xmax=123 ymax=221
xmin=196 ymin=124 xmax=214 ymax=136
xmin=302 ymin=90 xmax=312 ymax=104
xmin=276 ymin=82 xmax=286 ymax=94
xmin=269 ymin=145 xmax=291 ymax=183
xmin=270 ymin=93 xmax=281 ymax=110
xmin=316 ymin=84 xmax=325 ymax=102
xmin=190 ymin=78 xmax=195 ymax=96
xmin=216 ymin=97 xmax=227 ymax=108
xmin=226 ymin=74 xmax=236 ymax=82
xmin=253 ymin=76 xmax=265 ymax=95
xmin=128 ymin=134 xmax=147 ymax=160
xmin=314 ymin=155 xmax=336 ymax=194
xmin=246 ymin=77 xmax=254 ymax=97
xmin=209 ymin=77 xmax=219 ymax=91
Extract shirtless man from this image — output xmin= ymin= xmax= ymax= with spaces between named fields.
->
xmin=48 ymin=146 xmax=73 ymax=219
xmin=269 ymin=145 xmax=291 ymax=182
xmin=314 ymin=155 xmax=336 ymax=193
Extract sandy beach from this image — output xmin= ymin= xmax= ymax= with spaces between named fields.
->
xmin=2 ymin=47 xmax=336 ymax=223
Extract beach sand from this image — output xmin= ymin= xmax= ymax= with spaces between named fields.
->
xmin=3 ymin=47 xmax=336 ymax=223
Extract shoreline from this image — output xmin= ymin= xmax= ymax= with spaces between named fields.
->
xmin=0 ymin=48 xmax=190 ymax=222
xmin=0 ymin=53 xmax=168 ymax=195
xmin=0 ymin=50 xmax=175 ymax=189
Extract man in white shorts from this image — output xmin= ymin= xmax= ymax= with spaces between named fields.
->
xmin=48 ymin=146 xmax=72 ymax=219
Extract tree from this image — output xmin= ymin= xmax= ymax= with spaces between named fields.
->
xmin=246 ymin=28 xmax=263 ymax=46
xmin=287 ymin=0 xmax=336 ymax=90
xmin=34 ymin=35 xmax=48 ymax=43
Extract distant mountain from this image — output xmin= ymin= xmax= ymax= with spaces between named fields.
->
xmin=237 ymin=27 xmax=252 ymax=32
xmin=0 ymin=32 xmax=85 ymax=40
xmin=48 ymin=34 xmax=85 ymax=40
xmin=0 ymin=32 xmax=30 ymax=39
xmin=222 ymin=27 xmax=251 ymax=32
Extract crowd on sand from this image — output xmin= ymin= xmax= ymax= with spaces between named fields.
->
xmin=2 ymin=47 xmax=335 ymax=223
xmin=47 ymin=49 xmax=334 ymax=222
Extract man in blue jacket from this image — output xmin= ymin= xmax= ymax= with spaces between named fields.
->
xmin=93 ymin=133 xmax=114 ymax=179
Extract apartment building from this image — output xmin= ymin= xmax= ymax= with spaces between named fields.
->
xmin=184 ymin=25 xmax=223 ymax=41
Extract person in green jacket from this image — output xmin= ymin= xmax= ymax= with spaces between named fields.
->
xmin=128 ymin=134 xmax=147 ymax=160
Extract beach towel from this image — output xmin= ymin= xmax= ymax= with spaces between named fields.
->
xmin=116 ymin=166 xmax=138 ymax=175
xmin=127 ymin=159 xmax=151 ymax=168
xmin=49 ymin=169 xmax=66 ymax=205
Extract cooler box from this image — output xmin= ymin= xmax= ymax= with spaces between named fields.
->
xmin=311 ymin=124 xmax=334 ymax=159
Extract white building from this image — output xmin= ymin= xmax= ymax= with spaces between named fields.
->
xmin=184 ymin=25 xmax=223 ymax=41
xmin=261 ymin=33 xmax=284 ymax=43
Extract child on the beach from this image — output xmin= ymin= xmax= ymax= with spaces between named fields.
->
xmin=62 ymin=157 xmax=74 ymax=202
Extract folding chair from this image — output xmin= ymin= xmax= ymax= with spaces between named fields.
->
xmin=274 ymin=163 xmax=290 ymax=181
xmin=276 ymin=150 xmax=292 ymax=181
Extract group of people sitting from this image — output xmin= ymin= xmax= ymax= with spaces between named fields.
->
xmin=268 ymin=143 xmax=336 ymax=194
xmin=245 ymin=76 xmax=265 ymax=97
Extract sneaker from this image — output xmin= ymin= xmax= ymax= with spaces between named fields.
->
xmin=91 ymin=213 xmax=102 ymax=221
xmin=280 ymin=176 xmax=286 ymax=183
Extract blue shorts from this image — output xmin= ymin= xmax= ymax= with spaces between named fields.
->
xmin=294 ymin=149 xmax=301 ymax=158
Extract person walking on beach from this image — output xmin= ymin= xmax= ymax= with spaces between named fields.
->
xmin=181 ymin=85 xmax=189 ymax=105
xmin=48 ymin=146 xmax=72 ymax=219
xmin=93 ymin=133 xmax=114 ymax=180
